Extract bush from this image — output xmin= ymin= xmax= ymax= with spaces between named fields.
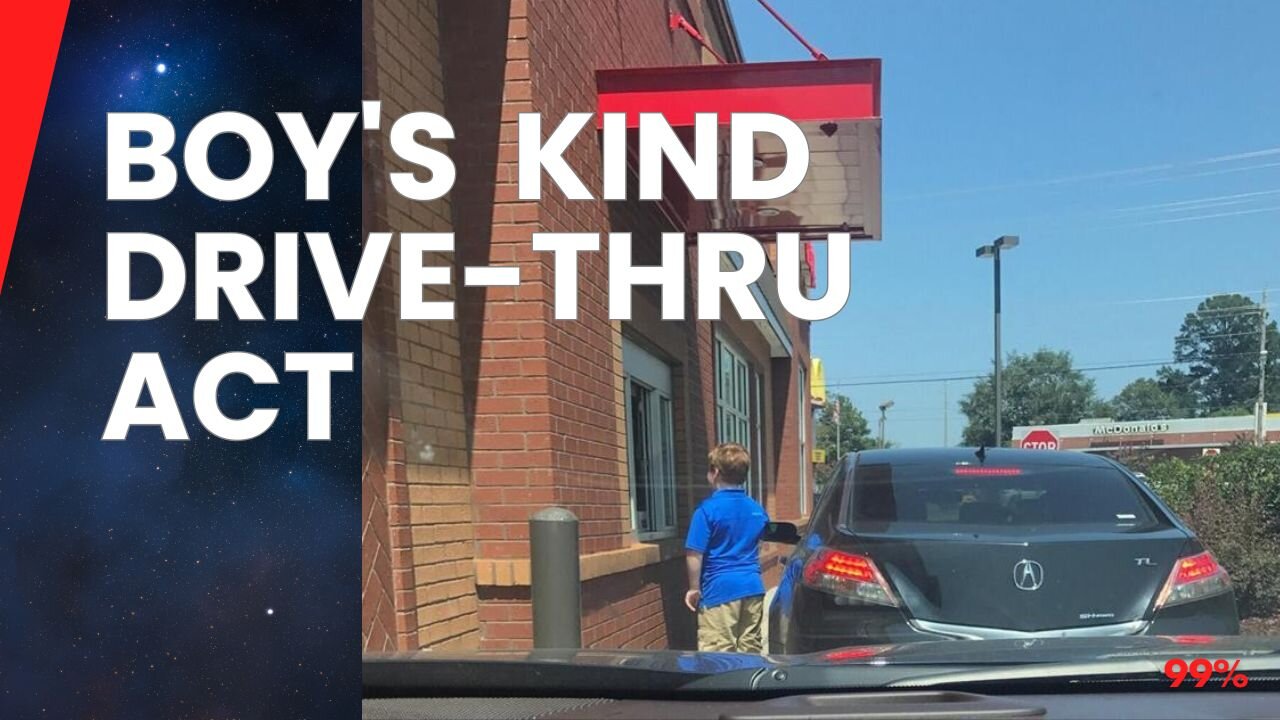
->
xmin=1183 ymin=478 xmax=1280 ymax=618
xmin=1143 ymin=456 xmax=1198 ymax=518
xmin=1143 ymin=444 xmax=1280 ymax=618
xmin=1206 ymin=444 xmax=1280 ymax=525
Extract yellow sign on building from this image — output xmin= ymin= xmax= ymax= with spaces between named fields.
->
xmin=810 ymin=358 xmax=826 ymax=405
xmin=812 ymin=448 xmax=827 ymax=464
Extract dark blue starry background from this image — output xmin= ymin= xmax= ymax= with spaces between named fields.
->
xmin=0 ymin=1 xmax=360 ymax=717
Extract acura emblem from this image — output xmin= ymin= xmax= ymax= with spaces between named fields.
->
xmin=1013 ymin=559 xmax=1044 ymax=591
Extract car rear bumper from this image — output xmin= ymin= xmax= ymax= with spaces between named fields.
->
xmin=909 ymin=618 xmax=1149 ymax=640
xmin=1148 ymin=590 xmax=1240 ymax=636
xmin=784 ymin=617 xmax=1149 ymax=654
xmin=782 ymin=589 xmax=1240 ymax=654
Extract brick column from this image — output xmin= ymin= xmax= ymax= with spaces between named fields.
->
xmin=363 ymin=0 xmax=481 ymax=650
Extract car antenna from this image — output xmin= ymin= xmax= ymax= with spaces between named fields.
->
xmin=975 ymin=445 xmax=987 ymax=463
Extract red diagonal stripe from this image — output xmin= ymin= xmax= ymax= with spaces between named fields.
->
xmin=0 ymin=0 xmax=70 ymax=296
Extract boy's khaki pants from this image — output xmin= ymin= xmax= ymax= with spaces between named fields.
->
xmin=697 ymin=595 xmax=764 ymax=653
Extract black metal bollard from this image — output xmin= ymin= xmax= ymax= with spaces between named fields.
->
xmin=530 ymin=507 xmax=581 ymax=649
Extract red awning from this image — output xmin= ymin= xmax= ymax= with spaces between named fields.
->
xmin=596 ymin=58 xmax=882 ymax=241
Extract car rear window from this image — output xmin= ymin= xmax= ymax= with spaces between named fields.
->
xmin=843 ymin=462 xmax=1164 ymax=532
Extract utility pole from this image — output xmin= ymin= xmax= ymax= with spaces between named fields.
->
xmin=1258 ymin=289 xmax=1270 ymax=446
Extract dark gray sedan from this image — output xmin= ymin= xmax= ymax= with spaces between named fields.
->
xmin=768 ymin=448 xmax=1239 ymax=654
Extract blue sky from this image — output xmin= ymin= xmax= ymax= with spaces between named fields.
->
xmin=730 ymin=0 xmax=1280 ymax=446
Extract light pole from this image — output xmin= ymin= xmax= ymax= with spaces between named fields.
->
xmin=976 ymin=235 xmax=1019 ymax=446
xmin=1257 ymin=289 xmax=1269 ymax=446
xmin=878 ymin=400 xmax=894 ymax=448
xmin=833 ymin=399 xmax=842 ymax=461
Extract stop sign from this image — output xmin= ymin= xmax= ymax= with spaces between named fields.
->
xmin=1021 ymin=429 xmax=1060 ymax=450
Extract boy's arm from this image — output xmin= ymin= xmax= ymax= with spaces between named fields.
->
xmin=684 ymin=551 xmax=703 ymax=612
xmin=684 ymin=507 xmax=709 ymax=612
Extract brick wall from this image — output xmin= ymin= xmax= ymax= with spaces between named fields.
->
xmin=364 ymin=0 xmax=806 ymax=652
xmin=581 ymin=560 xmax=687 ymax=648
xmin=363 ymin=0 xmax=480 ymax=651
xmin=486 ymin=0 xmax=798 ymax=651
xmin=528 ymin=0 xmax=717 ymax=650
xmin=436 ymin=0 xmax=738 ymax=651
xmin=520 ymin=0 xmax=714 ymax=552
xmin=360 ymin=0 xmax=397 ymax=653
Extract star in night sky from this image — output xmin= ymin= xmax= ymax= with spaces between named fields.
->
xmin=0 ymin=1 xmax=362 ymax=717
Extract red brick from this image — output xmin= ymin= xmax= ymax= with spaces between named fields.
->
xmin=482 ymin=540 xmax=530 ymax=558
xmin=502 ymin=487 xmax=556 ymax=504
xmin=487 ymin=302 xmax=544 ymax=321
xmin=494 ymin=183 xmax=520 ymax=202
xmin=485 ymin=505 xmax=540 ymax=523
xmin=472 ymin=432 xmax=526 ymax=451
xmin=476 ymin=396 xmax=528 ymax=415
xmin=500 ymin=101 xmax=533 ymax=122
xmin=491 ymin=377 xmax=544 ymax=395
xmin=507 ymin=38 xmax=529 ymax=60
xmin=475 ymin=523 xmax=508 ymax=540
xmin=472 ymin=487 xmax=504 ymax=505
xmin=478 ymin=358 xmax=521 ymax=376
xmin=497 ymin=415 xmax=551 ymax=433
xmin=491 ymin=224 xmax=534 ymax=243
xmin=478 ymin=604 xmax=510 ymax=623
xmin=473 ymin=469 xmax=529 ymax=487
xmin=509 ymin=203 xmax=538 ymax=222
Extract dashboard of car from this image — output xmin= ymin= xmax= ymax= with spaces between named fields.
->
xmin=362 ymin=690 xmax=1280 ymax=720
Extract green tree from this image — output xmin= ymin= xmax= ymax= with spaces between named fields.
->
xmin=813 ymin=394 xmax=872 ymax=486
xmin=1107 ymin=377 xmax=1183 ymax=420
xmin=1208 ymin=405 xmax=1254 ymax=418
xmin=1156 ymin=366 xmax=1197 ymax=416
xmin=1172 ymin=294 xmax=1279 ymax=413
xmin=1087 ymin=398 xmax=1116 ymax=418
xmin=960 ymin=349 xmax=1097 ymax=446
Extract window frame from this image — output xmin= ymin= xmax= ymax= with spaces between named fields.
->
xmin=714 ymin=332 xmax=764 ymax=499
xmin=798 ymin=365 xmax=809 ymax=517
xmin=623 ymin=338 xmax=678 ymax=540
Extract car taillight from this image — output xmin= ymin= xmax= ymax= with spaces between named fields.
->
xmin=1154 ymin=551 xmax=1232 ymax=610
xmin=802 ymin=548 xmax=899 ymax=607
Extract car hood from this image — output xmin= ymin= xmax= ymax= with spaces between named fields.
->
xmin=803 ymin=634 xmax=1280 ymax=665
xmin=378 ymin=634 xmax=1277 ymax=666
xmin=366 ymin=635 xmax=1280 ymax=679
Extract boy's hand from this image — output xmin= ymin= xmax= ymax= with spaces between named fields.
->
xmin=684 ymin=589 xmax=701 ymax=612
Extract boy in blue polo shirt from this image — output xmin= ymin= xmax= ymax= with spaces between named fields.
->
xmin=684 ymin=443 xmax=769 ymax=653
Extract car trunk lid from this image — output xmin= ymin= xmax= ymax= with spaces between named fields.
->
xmin=838 ymin=528 xmax=1189 ymax=632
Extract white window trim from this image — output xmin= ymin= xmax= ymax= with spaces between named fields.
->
xmin=623 ymin=338 xmax=678 ymax=541
xmin=714 ymin=331 xmax=765 ymax=500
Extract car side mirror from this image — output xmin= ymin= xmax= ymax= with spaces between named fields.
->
xmin=763 ymin=521 xmax=800 ymax=545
